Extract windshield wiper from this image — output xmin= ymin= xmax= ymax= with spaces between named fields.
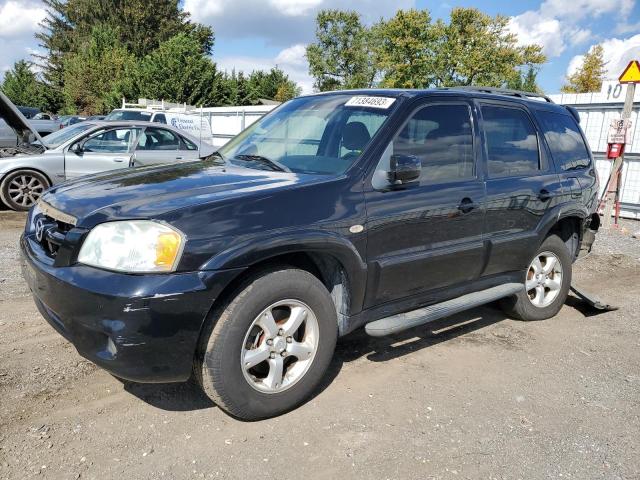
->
xmin=206 ymin=151 xmax=226 ymax=165
xmin=234 ymin=154 xmax=291 ymax=172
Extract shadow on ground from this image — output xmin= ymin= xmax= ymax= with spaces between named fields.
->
xmin=123 ymin=303 xmax=511 ymax=415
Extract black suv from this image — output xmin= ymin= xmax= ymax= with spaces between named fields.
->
xmin=21 ymin=88 xmax=599 ymax=420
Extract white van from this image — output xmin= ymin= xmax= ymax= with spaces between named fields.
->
xmin=104 ymin=108 xmax=214 ymax=145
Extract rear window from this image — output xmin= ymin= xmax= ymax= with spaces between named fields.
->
xmin=481 ymin=105 xmax=540 ymax=177
xmin=537 ymin=111 xmax=591 ymax=171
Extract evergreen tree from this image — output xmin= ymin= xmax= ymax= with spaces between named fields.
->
xmin=1 ymin=61 xmax=48 ymax=110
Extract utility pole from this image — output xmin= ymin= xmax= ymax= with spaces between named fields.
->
xmin=602 ymin=61 xmax=639 ymax=229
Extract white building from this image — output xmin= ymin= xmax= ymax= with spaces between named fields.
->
xmin=549 ymin=80 xmax=640 ymax=219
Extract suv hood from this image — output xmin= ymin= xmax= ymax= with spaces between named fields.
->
xmin=0 ymin=90 xmax=46 ymax=147
xmin=40 ymin=160 xmax=327 ymax=227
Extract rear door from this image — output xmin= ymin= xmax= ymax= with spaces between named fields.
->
xmin=132 ymin=127 xmax=200 ymax=166
xmin=65 ymin=127 xmax=140 ymax=178
xmin=479 ymin=102 xmax=563 ymax=276
xmin=535 ymin=109 xmax=598 ymax=207
xmin=364 ymin=99 xmax=486 ymax=307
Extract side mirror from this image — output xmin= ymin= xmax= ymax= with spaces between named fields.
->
xmin=388 ymin=154 xmax=421 ymax=185
xmin=70 ymin=142 xmax=83 ymax=154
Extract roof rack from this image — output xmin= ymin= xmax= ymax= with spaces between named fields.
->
xmin=446 ymin=86 xmax=555 ymax=103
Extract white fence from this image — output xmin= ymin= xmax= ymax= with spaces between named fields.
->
xmin=550 ymin=85 xmax=640 ymax=219
xmin=201 ymin=105 xmax=278 ymax=147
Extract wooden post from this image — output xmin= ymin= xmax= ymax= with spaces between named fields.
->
xmin=602 ymin=82 xmax=635 ymax=229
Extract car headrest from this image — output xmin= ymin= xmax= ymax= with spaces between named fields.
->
xmin=342 ymin=122 xmax=371 ymax=151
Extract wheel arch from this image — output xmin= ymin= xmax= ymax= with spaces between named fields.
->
xmin=200 ymin=233 xmax=368 ymax=336
xmin=0 ymin=166 xmax=53 ymax=188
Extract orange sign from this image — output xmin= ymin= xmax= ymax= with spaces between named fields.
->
xmin=619 ymin=60 xmax=640 ymax=84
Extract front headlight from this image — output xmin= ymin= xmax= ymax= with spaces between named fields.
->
xmin=78 ymin=221 xmax=185 ymax=273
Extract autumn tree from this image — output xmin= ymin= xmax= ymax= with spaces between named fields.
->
xmin=561 ymin=45 xmax=607 ymax=93
xmin=306 ymin=10 xmax=376 ymax=91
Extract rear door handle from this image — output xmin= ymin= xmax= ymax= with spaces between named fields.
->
xmin=458 ymin=197 xmax=478 ymax=214
xmin=538 ymin=189 xmax=553 ymax=202
xmin=176 ymin=156 xmax=183 ymax=160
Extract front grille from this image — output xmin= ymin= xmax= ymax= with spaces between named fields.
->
xmin=35 ymin=214 xmax=74 ymax=258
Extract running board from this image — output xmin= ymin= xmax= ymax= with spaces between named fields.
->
xmin=365 ymin=283 xmax=523 ymax=337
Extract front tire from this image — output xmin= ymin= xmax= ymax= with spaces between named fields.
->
xmin=195 ymin=268 xmax=338 ymax=420
xmin=500 ymin=234 xmax=572 ymax=321
xmin=0 ymin=170 xmax=50 ymax=211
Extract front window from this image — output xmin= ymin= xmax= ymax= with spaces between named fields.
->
xmin=217 ymin=95 xmax=396 ymax=175
xmin=81 ymin=128 xmax=140 ymax=153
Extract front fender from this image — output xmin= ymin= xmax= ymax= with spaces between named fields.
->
xmin=200 ymin=229 xmax=368 ymax=315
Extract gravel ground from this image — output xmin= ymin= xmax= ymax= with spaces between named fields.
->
xmin=1 ymin=211 xmax=639 ymax=480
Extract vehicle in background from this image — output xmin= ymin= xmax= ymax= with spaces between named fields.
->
xmin=0 ymin=93 xmax=214 ymax=210
xmin=33 ymin=112 xmax=58 ymax=121
xmin=60 ymin=116 xmax=86 ymax=128
xmin=17 ymin=106 xmax=40 ymax=119
xmin=19 ymin=88 xmax=600 ymax=420
xmin=86 ymin=115 xmax=105 ymax=121
xmin=0 ymin=94 xmax=62 ymax=148
xmin=106 ymin=99 xmax=214 ymax=145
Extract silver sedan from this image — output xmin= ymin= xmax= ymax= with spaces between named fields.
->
xmin=0 ymin=120 xmax=214 ymax=211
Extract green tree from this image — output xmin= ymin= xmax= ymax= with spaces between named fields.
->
xmin=247 ymin=68 xmax=301 ymax=101
xmin=62 ymin=26 xmax=136 ymax=114
xmin=1 ymin=60 xmax=48 ymax=109
xmin=507 ymin=66 xmax=542 ymax=92
xmin=428 ymin=8 xmax=546 ymax=88
xmin=136 ymin=33 xmax=218 ymax=106
xmin=34 ymin=0 xmax=215 ymax=111
xmin=372 ymin=9 xmax=435 ymax=88
xmin=561 ymin=44 xmax=606 ymax=93
xmin=306 ymin=9 xmax=376 ymax=91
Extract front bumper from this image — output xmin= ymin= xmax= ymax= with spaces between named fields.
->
xmin=20 ymin=234 xmax=242 ymax=383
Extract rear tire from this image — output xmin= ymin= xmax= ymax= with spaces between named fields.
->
xmin=0 ymin=170 xmax=50 ymax=211
xmin=195 ymin=268 xmax=338 ymax=420
xmin=500 ymin=234 xmax=572 ymax=321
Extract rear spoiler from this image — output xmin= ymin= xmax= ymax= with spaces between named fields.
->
xmin=0 ymin=90 xmax=47 ymax=146
xmin=565 ymin=105 xmax=581 ymax=123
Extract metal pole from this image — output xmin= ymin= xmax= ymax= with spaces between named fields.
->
xmin=602 ymin=82 xmax=635 ymax=229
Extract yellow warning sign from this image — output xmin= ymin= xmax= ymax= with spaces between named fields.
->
xmin=619 ymin=60 xmax=640 ymax=84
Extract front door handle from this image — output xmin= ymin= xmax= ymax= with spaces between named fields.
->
xmin=458 ymin=197 xmax=478 ymax=214
xmin=538 ymin=189 xmax=553 ymax=202
xmin=176 ymin=156 xmax=183 ymax=160
xmin=113 ymin=157 xmax=127 ymax=163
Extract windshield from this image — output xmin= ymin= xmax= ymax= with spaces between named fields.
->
xmin=217 ymin=94 xmax=396 ymax=175
xmin=104 ymin=110 xmax=153 ymax=121
xmin=39 ymin=122 xmax=94 ymax=148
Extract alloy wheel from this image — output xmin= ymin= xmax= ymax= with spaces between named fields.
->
xmin=241 ymin=299 xmax=319 ymax=394
xmin=526 ymin=251 xmax=563 ymax=308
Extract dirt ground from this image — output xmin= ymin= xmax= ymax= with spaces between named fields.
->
xmin=1 ymin=210 xmax=639 ymax=480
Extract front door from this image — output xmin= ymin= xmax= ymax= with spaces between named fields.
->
xmin=364 ymin=100 xmax=486 ymax=307
xmin=65 ymin=127 xmax=140 ymax=179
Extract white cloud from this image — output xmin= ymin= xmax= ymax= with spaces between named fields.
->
xmin=218 ymin=43 xmax=314 ymax=94
xmin=269 ymin=0 xmax=323 ymax=16
xmin=566 ymin=34 xmax=640 ymax=79
xmin=183 ymin=0 xmax=413 ymax=47
xmin=509 ymin=0 xmax=636 ymax=57
xmin=0 ymin=0 xmax=46 ymax=39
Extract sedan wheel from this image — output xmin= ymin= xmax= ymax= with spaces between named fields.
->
xmin=0 ymin=170 xmax=50 ymax=211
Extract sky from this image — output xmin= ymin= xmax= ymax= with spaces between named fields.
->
xmin=1 ymin=0 xmax=640 ymax=95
